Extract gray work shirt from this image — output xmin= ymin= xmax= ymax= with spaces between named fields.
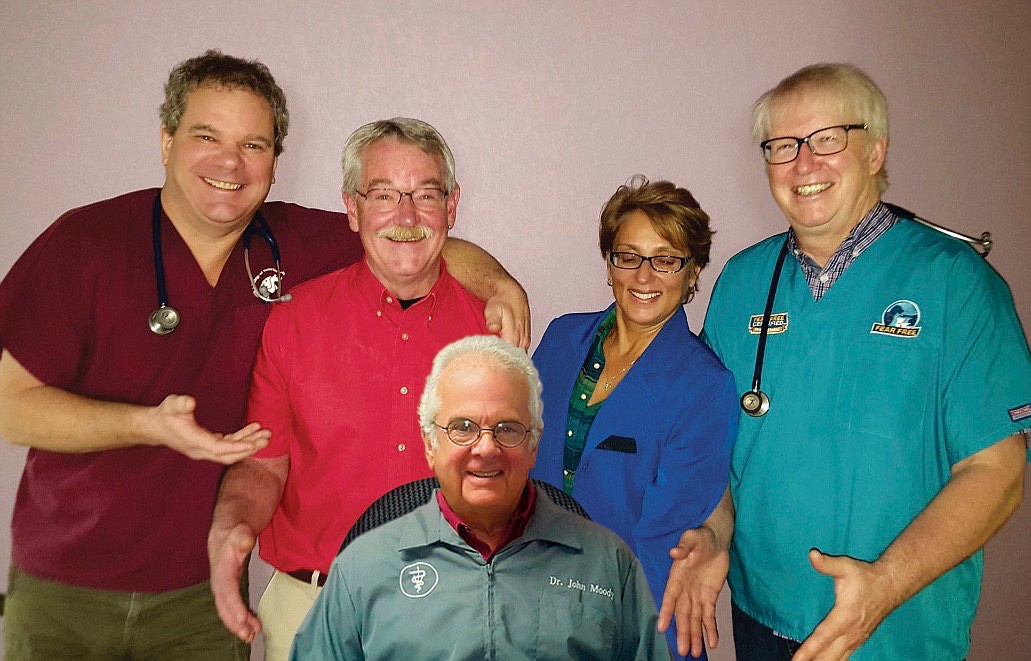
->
xmin=291 ymin=485 xmax=671 ymax=660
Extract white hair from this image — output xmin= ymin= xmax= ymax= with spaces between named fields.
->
xmin=418 ymin=336 xmax=543 ymax=449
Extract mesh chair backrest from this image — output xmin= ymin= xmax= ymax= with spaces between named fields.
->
xmin=338 ymin=478 xmax=590 ymax=554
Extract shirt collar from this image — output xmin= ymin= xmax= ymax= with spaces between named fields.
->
xmin=354 ymin=258 xmax=447 ymax=322
xmin=436 ymin=481 xmax=537 ymax=562
xmin=786 ymin=201 xmax=898 ymax=299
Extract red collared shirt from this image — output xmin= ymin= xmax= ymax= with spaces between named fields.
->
xmin=437 ymin=481 xmax=537 ymax=562
xmin=251 ymin=258 xmax=489 ymax=572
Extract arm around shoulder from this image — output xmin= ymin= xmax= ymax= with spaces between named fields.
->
xmin=442 ymin=237 xmax=530 ymax=349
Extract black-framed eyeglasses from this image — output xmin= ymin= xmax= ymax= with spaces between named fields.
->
xmin=434 ymin=418 xmax=531 ymax=448
xmin=609 ymin=251 xmax=693 ymax=274
xmin=355 ymin=187 xmax=448 ymax=213
xmin=760 ymin=124 xmax=867 ymax=165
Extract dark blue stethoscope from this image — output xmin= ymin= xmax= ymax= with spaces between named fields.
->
xmin=739 ymin=203 xmax=992 ymax=417
xmin=149 ymin=195 xmax=291 ymax=335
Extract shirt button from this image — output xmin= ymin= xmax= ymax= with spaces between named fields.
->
xmin=376 ymin=310 xmax=382 ymax=317
xmin=567 ymin=430 xmax=573 ymax=437
xmin=819 ymin=273 xmax=829 ymax=283
xmin=401 ymin=333 xmax=409 ymax=341
xmin=385 ymin=296 xmax=393 ymax=304
xmin=593 ymin=363 xmax=601 ymax=369
xmin=580 ymin=393 xmax=587 ymax=400
xmin=398 ymin=443 xmax=406 ymax=452
xmin=400 ymin=386 xmax=409 ymax=395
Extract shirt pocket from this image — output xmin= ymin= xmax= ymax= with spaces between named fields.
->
xmin=534 ymin=588 xmax=618 ymax=659
xmin=835 ymin=338 xmax=934 ymax=440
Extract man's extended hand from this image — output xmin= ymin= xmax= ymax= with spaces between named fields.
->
xmin=792 ymin=549 xmax=899 ymax=661
xmin=484 ymin=283 xmax=530 ymax=350
xmin=208 ymin=522 xmax=262 ymax=643
xmin=658 ymin=526 xmax=729 ymax=658
xmin=142 ymin=394 xmax=270 ymax=463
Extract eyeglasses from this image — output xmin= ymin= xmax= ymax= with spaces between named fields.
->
xmin=434 ymin=418 xmax=531 ymax=448
xmin=760 ymin=124 xmax=867 ymax=165
xmin=355 ymin=187 xmax=448 ymax=213
xmin=609 ymin=251 xmax=692 ymax=274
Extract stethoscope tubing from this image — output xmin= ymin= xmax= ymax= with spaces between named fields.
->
xmin=148 ymin=193 xmax=285 ymax=335
xmin=740 ymin=238 xmax=789 ymax=417
xmin=739 ymin=205 xmax=991 ymax=416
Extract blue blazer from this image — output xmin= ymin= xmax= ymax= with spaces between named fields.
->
xmin=531 ymin=305 xmax=737 ymax=659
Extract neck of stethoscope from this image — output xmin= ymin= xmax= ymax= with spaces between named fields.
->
xmin=151 ymin=195 xmax=171 ymax=308
xmin=739 ymin=237 xmax=790 ymax=417
xmin=149 ymin=195 xmax=285 ymax=335
xmin=750 ymin=239 xmax=790 ymax=392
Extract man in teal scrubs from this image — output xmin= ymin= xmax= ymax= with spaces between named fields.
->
xmin=678 ymin=63 xmax=1028 ymax=660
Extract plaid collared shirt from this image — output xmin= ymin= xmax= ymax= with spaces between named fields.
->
xmin=787 ymin=202 xmax=899 ymax=300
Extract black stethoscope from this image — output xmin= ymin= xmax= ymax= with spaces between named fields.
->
xmin=149 ymin=195 xmax=291 ymax=335
xmin=739 ymin=203 xmax=992 ymax=417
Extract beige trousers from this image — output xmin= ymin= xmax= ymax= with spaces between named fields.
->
xmin=257 ymin=570 xmax=323 ymax=661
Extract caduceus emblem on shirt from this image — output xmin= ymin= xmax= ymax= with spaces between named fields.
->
xmin=399 ymin=561 xmax=439 ymax=598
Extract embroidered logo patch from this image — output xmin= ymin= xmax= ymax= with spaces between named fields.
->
xmin=252 ymin=267 xmax=285 ymax=299
xmin=871 ymin=300 xmax=921 ymax=337
xmin=1009 ymin=403 xmax=1031 ymax=423
xmin=399 ymin=561 xmax=439 ymax=598
xmin=748 ymin=312 xmax=789 ymax=335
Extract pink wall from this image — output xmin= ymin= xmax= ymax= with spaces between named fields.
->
xmin=1 ymin=2 xmax=1027 ymax=658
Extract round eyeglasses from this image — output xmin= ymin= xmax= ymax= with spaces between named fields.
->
xmin=434 ymin=418 xmax=531 ymax=448
xmin=760 ymin=124 xmax=867 ymax=165
xmin=356 ymin=187 xmax=448 ymax=213
xmin=609 ymin=251 xmax=692 ymax=274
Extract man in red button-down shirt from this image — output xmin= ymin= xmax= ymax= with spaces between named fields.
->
xmin=208 ymin=117 xmax=492 ymax=660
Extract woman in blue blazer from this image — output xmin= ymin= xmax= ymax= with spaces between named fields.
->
xmin=531 ymin=176 xmax=738 ymax=660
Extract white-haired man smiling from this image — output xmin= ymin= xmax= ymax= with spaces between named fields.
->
xmin=292 ymin=335 xmax=670 ymax=660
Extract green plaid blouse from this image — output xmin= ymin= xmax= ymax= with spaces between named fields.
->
xmin=562 ymin=308 xmax=617 ymax=493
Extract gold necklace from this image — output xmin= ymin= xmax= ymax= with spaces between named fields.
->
xmin=601 ymin=358 xmax=636 ymax=390
xmin=600 ymin=334 xmax=642 ymax=391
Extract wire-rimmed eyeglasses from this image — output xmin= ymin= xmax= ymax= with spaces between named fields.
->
xmin=761 ymin=124 xmax=867 ymax=165
xmin=356 ymin=187 xmax=448 ymax=213
xmin=434 ymin=418 xmax=531 ymax=448
xmin=609 ymin=251 xmax=693 ymax=274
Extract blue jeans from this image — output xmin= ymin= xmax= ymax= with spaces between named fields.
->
xmin=731 ymin=602 xmax=801 ymax=660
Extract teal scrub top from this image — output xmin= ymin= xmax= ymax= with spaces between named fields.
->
xmin=703 ymin=220 xmax=1031 ymax=660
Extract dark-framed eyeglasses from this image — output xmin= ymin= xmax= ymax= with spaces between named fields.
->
xmin=355 ymin=187 xmax=448 ymax=213
xmin=609 ymin=251 xmax=693 ymax=274
xmin=434 ymin=418 xmax=531 ymax=448
xmin=760 ymin=124 xmax=867 ymax=165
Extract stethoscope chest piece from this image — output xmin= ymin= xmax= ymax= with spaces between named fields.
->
xmin=149 ymin=305 xmax=180 ymax=335
xmin=740 ymin=390 xmax=770 ymax=417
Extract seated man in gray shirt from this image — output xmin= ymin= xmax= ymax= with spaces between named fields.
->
xmin=291 ymin=335 xmax=671 ymax=660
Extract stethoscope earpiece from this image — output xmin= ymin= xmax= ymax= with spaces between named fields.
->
xmin=740 ymin=390 xmax=770 ymax=417
xmin=149 ymin=305 xmax=180 ymax=335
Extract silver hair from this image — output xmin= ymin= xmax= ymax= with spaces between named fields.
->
xmin=752 ymin=63 xmax=890 ymax=193
xmin=418 ymin=336 xmax=543 ymax=450
xmin=340 ymin=117 xmax=457 ymax=195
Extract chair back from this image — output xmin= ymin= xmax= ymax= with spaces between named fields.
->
xmin=338 ymin=478 xmax=589 ymax=553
